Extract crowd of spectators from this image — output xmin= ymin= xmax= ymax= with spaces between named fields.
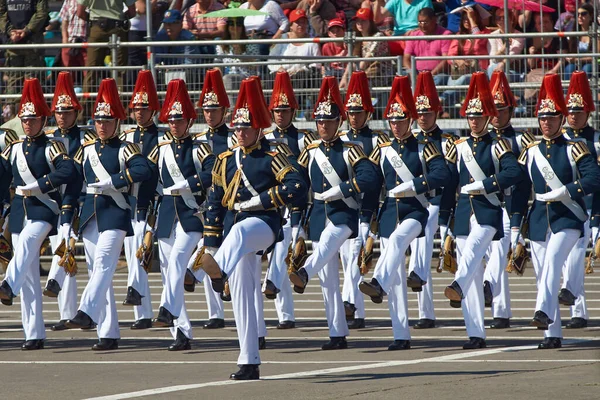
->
xmin=0 ymin=0 xmax=599 ymax=120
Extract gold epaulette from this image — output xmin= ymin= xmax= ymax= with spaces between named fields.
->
xmin=338 ymin=130 xmax=348 ymax=137
xmin=82 ymin=139 xmax=96 ymax=147
xmin=454 ymin=137 xmax=468 ymax=144
xmin=348 ymin=144 xmax=367 ymax=166
xmin=158 ymin=140 xmax=172 ymax=147
xmin=368 ymin=146 xmax=381 ymax=164
xmin=0 ymin=142 xmax=16 ymax=160
xmin=266 ymin=151 xmax=279 ymax=157
xmin=263 ymin=129 xmax=274 ymax=136
xmin=270 ymin=142 xmax=294 ymax=158
xmin=82 ymin=129 xmax=97 ymax=143
xmin=298 ymin=148 xmax=309 ymax=168
xmin=442 ymin=132 xmax=460 ymax=142
xmin=271 ymin=152 xmax=294 ymax=181
xmin=445 ymin=142 xmax=457 ymax=164
xmin=196 ymin=142 xmax=213 ymax=162
xmin=148 ymin=145 xmax=159 ymax=164
xmin=423 ymin=141 xmax=442 ymax=162
xmin=123 ymin=142 xmax=141 ymax=161
xmin=306 ymin=140 xmax=321 ymax=150
xmin=2 ymin=129 xmax=19 ymax=146
xmin=572 ymin=141 xmax=592 ymax=162
xmin=74 ymin=147 xmax=83 ymax=164
xmin=517 ymin=141 xmax=539 ymax=165
xmin=374 ymin=131 xmax=391 ymax=146
xmin=493 ymin=137 xmax=513 ymax=159
xmin=194 ymin=131 xmax=207 ymax=138
xmin=520 ymin=131 xmax=535 ymax=148
xmin=218 ymin=150 xmax=234 ymax=160
xmin=48 ymin=140 xmax=68 ymax=161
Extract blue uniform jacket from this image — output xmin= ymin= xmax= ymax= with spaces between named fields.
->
xmin=195 ymin=123 xmax=237 ymax=158
xmin=369 ymin=135 xmax=451 ymax=238
xmin=564 ymin=125 xmax=599 ymax=212
xmin=450 ymin=132 xmax=524 ymax=240
xmin=204 ymin=137 xmax=308 ymax=248
xmin=297 ymin=135 xmax=381 ymax=241
xmin=509 ymin=135 xmax=600 ymax=241
xmin=415 ymin=125 xmax=459 ymax=225
xmin=149 ymin=136 xmax=215 ymax=238
xmin=0 ymin=134 xmax=75 ymax=235
xmin=74 ymin=136 xmax=152 ymax=236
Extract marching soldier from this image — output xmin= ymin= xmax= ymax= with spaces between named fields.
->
xmin=289 ymin=76 xmax=380 ymax=350
xmin=511 ymin=73 xmax=600 ymax=348
xmin=262 ymin=70 xmax=317 ymax=330
xmin=559 ymin=71 xmax=597 ymax=329
xmin=150 ymin=79 xmax=215 ymax=351
xmin=200 ymin=76 xmax=307 ymax=380
xmin=408 ymin=71 xmax=459 ymax=329
xmin=64 ymin=78 xmax=152 ymax=351
xmin=443 ymin=72 xmax=523 ymax=349
xmin=0 ymin=78 xmax=75 ymax=350
xmin=359 ymin=75 xmax=450 ymax=350
xmin=483 ymin=71 xmax=535 ymax=329
xmin=43 ymin=71 xmax=96 ymax=331
xmin=339 ymin=71 xmax=389 ymax=329
xmin=120 ymin=70 xmax=162 ymax=330
xmin=184 ymin=68 xmax=231 ymax=330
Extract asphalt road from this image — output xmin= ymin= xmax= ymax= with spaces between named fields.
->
xmin=0 ymin=267 xmax=598 ymax=399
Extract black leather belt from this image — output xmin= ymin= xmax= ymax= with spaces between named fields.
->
xmin=90 ymin=18 xmax=130 ymax=31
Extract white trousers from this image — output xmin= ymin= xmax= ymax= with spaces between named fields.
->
xmin=266 ymin=219 xmax=295 ymax=322
xmin=408 ymin=204 xmax=439 ymax=320
xmin=4 ymin=219 xmax=52 ymax=340
xmin=562 ymin=210 xmax=591 ymax=320
xmin=214 ymin=217 xmax=275 ymax=365
xmin=303 ymin=223 xmax=352 ymax=338
xmin=47 ymin=235 xmax=78 ymax=321
xmin=484 ymin=208 xmax=512 ymax=319
xmin=530 ymin=229 xmax=580 ymax=338
xmin=80 ymin=219 xmax=126 ymax=339
xmin=188 ymin=238 xmax=225 ymax=320
xmin=455 ymin=215 xmax=497 ymax=339
xmin=377 ymin=219 xmax=422 ymax=340
xmin=123 ymin=219 xmax=153 ymax=320
xmin=158 ymin=222 xmax=201 ymax=340
xmin=340 ymin=234 xmax=365 ymax=319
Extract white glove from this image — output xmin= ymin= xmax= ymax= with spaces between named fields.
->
xmin=439 ymin=225 xmax=453 ymax=240
xmin=134 ymin=220 xmax=147 ymax=236
xmin=359 ymin=222 xmax=370 ymax=244
xmin=510 ymin=227 xmax=521 ymax=250
xmin=17 ymin=181 xmax=41 ymax=196
xmin=237 ymin=196 xmax=263 ymax=212
xmin=537 ymin=186 xmax=570 ymax=202
xmin=89 ymin=178 xmax=114 ymax=191
xmin=462 ymin=181 xmax=485 ymax=194
xmin=60 ymin=223 xmax=73 ymax=242
xmin=204 ymin=246 xmax=218 ymax=256
xmin=389 ymin=180 xmax=416 ymax=197
xmin=291 ymin=226 xmax=306 ymax=241
xmin=320 ymin=186 xmax=344 ymax=202
xmin=164 ymin=180 xmax=190 ymax=193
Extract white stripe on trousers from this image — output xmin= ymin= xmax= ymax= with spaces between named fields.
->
xmin=530 ymin=229 xmax=580 ymax=338
xmin=4 ymin=219 xmax=52 ymax=340
xmin=408 ymin=204 xmax=439 ymax=320
xmin=562 ymin=209 xmax=591 ymax=320
xmin=47 ymin=234 xmax=78 ymax=321
xmin=455 ymin=215 xmax=497 ymax=339
xmin=303 ymin=223 xmax=352 ymax=338
xmin=484 ymin=208 xmax=512 ymax=319
xmin=213 ymin=217 xmax=275 ymax=365
xmin=378 ymin=218 xmax=422 ymax=340
xmin=340 ymin=235 xmax=365 ymax=319
xmin=123 ymin=219 xmax=153 ymax=320
xmin=266 ymin=219 xmax=296 ymax=322
xmin=80 ymin=219 xmax=126 ymax=339
xmin=158 ymin=222 xmax=201 ymax=340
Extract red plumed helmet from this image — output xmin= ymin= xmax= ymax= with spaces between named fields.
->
xmin=314 ymin=76 xmax=346 ymax=121
xmin=460 ymin=72 xmax=498 ymax=118
xmin=231 ymin=76 xmax=271 ymax=129
xmin=160 ymin=79 xmax=197 ymax=122
xmin=414 ymin=71 xmax=441 ymax=114
xmin=19 ymin=78 xmax=51 ymax=119
xmin=93 ymin=78 xmax=127 ymax=120
xmin=345 ymin=71 xmax=374 ymax=114
xmin=384 ymin=75 xmax=417 ymax=121
xmin=269 ymin=71 xmax=298 ymax=111
xmin=129 ymin=70 xmax=160 ymax=111
xmin=536 ymin=73 xmax=567 ymax=117
xmin=198 ymin=68 xmax=230 ymax=109
xmin=490 ymin=70 xmax=517 ymax=110
xmin=51 ymin=72 xmax=82 ymax=113
xmin=565 ymin=71 xmax=595 ymax=113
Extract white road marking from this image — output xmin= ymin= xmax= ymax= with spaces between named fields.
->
xmin=0 ymin=336 xmax=597 ymax=341
xmin=84 ymin=339 xmax=595 ymax=400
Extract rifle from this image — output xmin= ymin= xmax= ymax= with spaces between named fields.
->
xmin=58 ymin=214 xmax=80 ymax=276
xmin=506 ymin=206 xmax=530 ymax=276
xmin=585 ymin=228 xmax=600 ymax=275
xmin=437 ymin=208 xmax=457 ymax=274
xmin=0 ymin=204 xmax=12 ymax=271
xmin=359 ymin=201 xmax=383 ymax=276
xmin=136 ymin=202 xmax=157 ymax=273
xmin=286 ymin=203 xmax=313 ymax=274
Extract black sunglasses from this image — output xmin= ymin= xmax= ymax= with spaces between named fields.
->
xmin=578 ymin=11 xmax=589 ymax=17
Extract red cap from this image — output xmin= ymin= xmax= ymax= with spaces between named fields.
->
xmin=231 ymin=76 xmax=271 ymax=129
xmin=536 ymin=73 xmax=568 ymax=117
xmin=93 ymin=79 xmax=127 ymax=120
xmin=269 ymin=71 xmax=298 ymax=111
xmin=19 ymin=78 xmax=51 ymax=119
xmin=314 ymin=76 xmax=345 ymax=120
xmin=385 ymin=75 xmax=417 ymax=121
xmin=353 ymin=8 xmax=373 ymax=21
xmin=490 ymin=70 xmax=517 ymax=110
xmin=160 ymin=79 xmax=197 ymax=122
xmin=328 ymin=18 xmax=345 ymax=29
xmin=345 ymin=71 xmax=374 ymax=113
xmin=566 ymin=71 xmax=595 ymax=113
xmin=414 ymin=71 xmax=441 ymax=114
xmin=129 ymin=70 xmax=160 ymax=111
xmin=198 ymin=68 xmax=230 ymax=109
xmin=460 ymin=72 xmax=498 ymax=118
xmin=51 ymin=72 xmax=82 ymax=113
xmin=289 ymin=9 xmax=307 ymax=24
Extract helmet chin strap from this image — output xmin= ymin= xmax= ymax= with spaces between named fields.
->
xmin=540 ymin=115 xmax=566 ymax=140
xmin=110 ymin=120 xmax=121 ymax=138
xmin=390 ymin=118 xmax=413 ymax=140
xmin=470 ymin=117 xmax=491 ymax=137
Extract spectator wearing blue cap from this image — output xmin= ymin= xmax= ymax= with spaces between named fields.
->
xmin=154 ymin=9 xmax=199 ymax=66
